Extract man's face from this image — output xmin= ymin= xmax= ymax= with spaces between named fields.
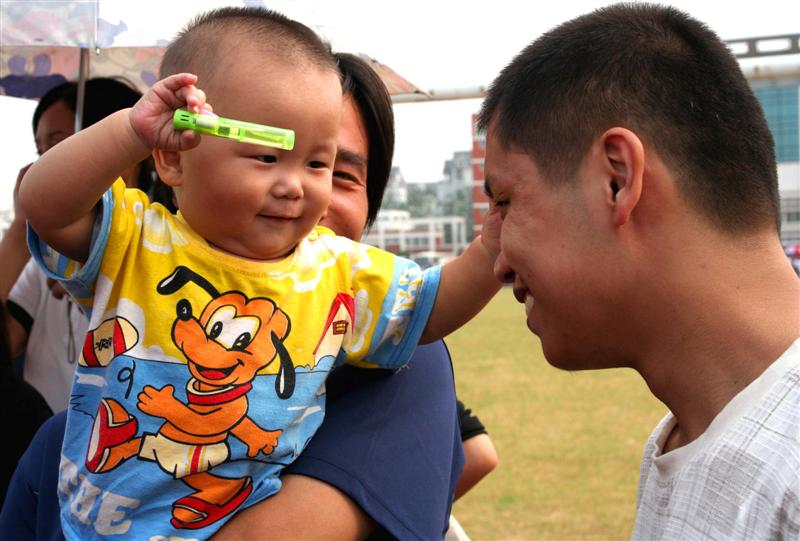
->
xmin=486 ymin=128 xmax=621 ymax=370
xmin=171 ymin=52 xmax=342 ymax=261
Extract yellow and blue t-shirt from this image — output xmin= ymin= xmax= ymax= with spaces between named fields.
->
xmin=29 ymin=180 xmax=440 ymax=540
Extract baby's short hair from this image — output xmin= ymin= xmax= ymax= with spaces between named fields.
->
xmin=160 ymin=7 xmax=337 ymax=86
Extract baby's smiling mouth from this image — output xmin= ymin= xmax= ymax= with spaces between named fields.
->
xmin=259 ymin=211 xmax=299 ymax=220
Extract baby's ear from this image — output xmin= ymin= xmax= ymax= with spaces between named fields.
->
xmin=153 ymin=149 xmax=183 ymax=186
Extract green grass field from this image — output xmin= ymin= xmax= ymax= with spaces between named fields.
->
xmin=448 ymin=288 xmax=666 ymax=540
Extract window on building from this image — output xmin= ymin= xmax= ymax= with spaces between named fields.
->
xmin=754 ymin=86 xmax=799 ymax=163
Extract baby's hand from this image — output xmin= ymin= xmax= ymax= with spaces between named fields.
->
xmin=129 ymin=73 xmax=209 ymax=151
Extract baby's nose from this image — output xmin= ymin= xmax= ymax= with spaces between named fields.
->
xmin=271 ymin=172 xmax=303 ymax=199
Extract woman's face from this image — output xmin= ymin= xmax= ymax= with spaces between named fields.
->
xmin=34 ymin=99 xmax=141 ymax=188
xmin=34 ymin=100 xmax=74 ymax=155
xmin=319 ymin=96 xmax=370 ymax=241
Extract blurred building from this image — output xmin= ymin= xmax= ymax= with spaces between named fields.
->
xmin=747 ymin=65 xmax=800 ymax=243
xmin=371 ymin=152 xmax=472 ymax=262
xmin=438 ymin=150 xmax=473 ymax=201
xmin=362 ymin=209 xmax=466 ymax=267
xmin=383 ymin=166 xmax=408 ymax=207
xmin=471 ymin=114 xmax=489 ymax=240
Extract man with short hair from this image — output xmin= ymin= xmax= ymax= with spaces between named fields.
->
xmin=480 ymin=3 xmax=800 ymax=539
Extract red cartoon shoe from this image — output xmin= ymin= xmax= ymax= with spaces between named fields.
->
xmin=171 ymin=478 xmax=253 ymax=530
xmin=86 ymin=398 xmax=138 ymax=473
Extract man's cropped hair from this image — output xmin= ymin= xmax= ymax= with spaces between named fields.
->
xmin=479 ymin=2 xmax=779 ymax=233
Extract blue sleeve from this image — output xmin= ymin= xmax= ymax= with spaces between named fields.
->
xmin=286 ymin=340 xmax=463 ymax=540
xmin=26 ymin=188 xmax=114 ymax=303
xmin=363 ymin=263 xmax=442 ymax=370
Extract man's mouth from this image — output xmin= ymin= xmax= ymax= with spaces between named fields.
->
xmin=513 ymin=287 xmax=535 ymax=314
xmin=524 ymin=293 xmax=535 ymax=314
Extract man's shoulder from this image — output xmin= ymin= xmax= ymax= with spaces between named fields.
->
xmin=634 ymin=394 xmax=800 ymax=540
xmin=690 ymin=366 xmax=800 ymax=498
xmin=640 ymin=358 xmax=800 ymax=490
xmin=713 ymin=360 xmax=800 ymax=471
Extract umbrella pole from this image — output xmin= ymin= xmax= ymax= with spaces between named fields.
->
xmin=75 ymin=48 xmax=90 ymax=132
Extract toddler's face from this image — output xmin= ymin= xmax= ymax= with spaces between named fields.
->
xmin=171 ymin=56 xmax=342 ymax=261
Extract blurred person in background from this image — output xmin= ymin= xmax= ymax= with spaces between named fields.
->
xmin=0 ymin=298 xmax=52 ymax=508
xmin=0 ymin=78 xmax=175 ymax=412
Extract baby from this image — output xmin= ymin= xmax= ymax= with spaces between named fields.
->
xmin=21 ymin=7 xmax=500 ymax=540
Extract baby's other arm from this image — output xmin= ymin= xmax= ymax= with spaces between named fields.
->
xmin=419 ymin=206 xmax=502 ymax=343
xmin=19 ymin=73 xmax=207 ymax=262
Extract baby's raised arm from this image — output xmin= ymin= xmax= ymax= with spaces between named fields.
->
xmin=19 ymin=73 xmax=207 ymax=262
xmin=419 ymin=206 xmax=503 ymax=343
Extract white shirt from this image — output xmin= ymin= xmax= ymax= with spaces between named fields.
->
xmin=8 ymin=258 xmax=87 ymax=411
xmin=632 ymin=338 xmax=800 ymax=540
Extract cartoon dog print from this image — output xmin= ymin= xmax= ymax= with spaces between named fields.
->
xmin=85 ymin=266 xmax=295 ymax=530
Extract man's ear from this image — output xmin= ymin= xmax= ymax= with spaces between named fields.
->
xmin=152 ymin=149 xmax=184 ymax=187
xmin=599 ymin=127 xmax=644 ymax=227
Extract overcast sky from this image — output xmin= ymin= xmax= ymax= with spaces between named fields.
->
xmin=1 ymin=0 xmax=798 ymax=208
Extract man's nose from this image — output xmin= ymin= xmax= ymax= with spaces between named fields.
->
xmin=493 ymin=251 xmax=515 ymax=284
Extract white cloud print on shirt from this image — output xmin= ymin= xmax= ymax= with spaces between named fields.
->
xmin=267 ymin=234 xmax=372 ymax=293
xmin=133 ymin=202 xmax=188 ymax=254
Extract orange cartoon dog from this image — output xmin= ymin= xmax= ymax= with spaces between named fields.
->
xmin=85 ymin=266 xmax=295 ymax=530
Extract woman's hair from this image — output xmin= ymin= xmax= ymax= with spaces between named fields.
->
xmin=33 ymin=78 xmax=142 ymax=131
xmin=335 ymin=53 xmax=395 ymax=228
xmin=33 ymin=78 xmax=176 ymax=211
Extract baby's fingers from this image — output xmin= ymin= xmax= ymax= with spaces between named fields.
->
xmin=180 ymin=129 xmax=201 ymax=150
xmin=159 ymin=72 xmax=198 ymax=92
xmin=177 ymin=85 xmax=207 ymax=114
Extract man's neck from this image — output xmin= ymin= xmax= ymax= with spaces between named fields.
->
xmin=635 ymin=237 xmax=800 ymax=451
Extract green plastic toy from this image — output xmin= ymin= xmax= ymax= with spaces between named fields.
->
xmin=172 ymin=109 xmax=295 ymax=150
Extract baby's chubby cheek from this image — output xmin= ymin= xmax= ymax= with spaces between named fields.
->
xmin=313 ymin=189 xmax=333 ymax=222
